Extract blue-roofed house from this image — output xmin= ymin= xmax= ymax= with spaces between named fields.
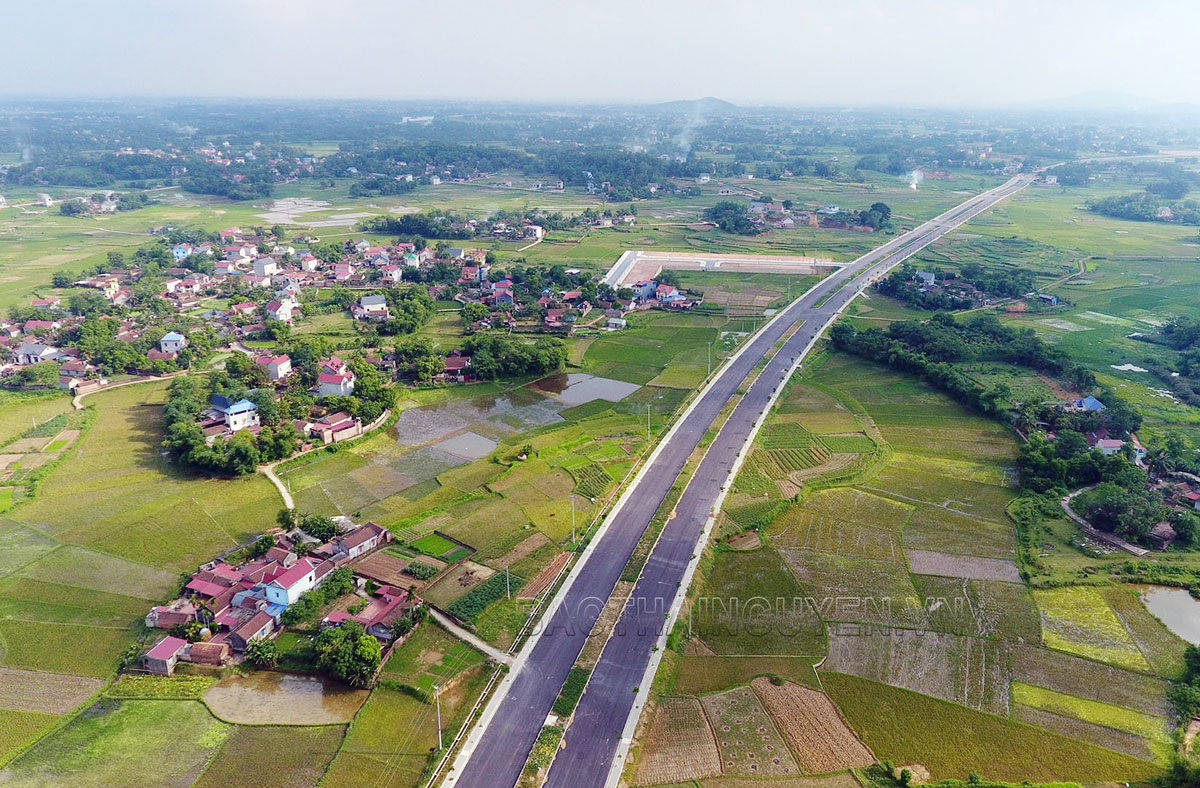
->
xmin=160 ymin=331 xmax=188 ymax=354
xmin=210 ymin=394 xmax=260 ymax=431
xmin=1079 ymin=395 xmax=1106 ymax=412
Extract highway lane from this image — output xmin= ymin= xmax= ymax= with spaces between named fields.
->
xmin=448 ymin=175 xmax=1032 ymax=788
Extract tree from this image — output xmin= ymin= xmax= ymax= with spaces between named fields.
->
xmin=461 ymin=301 xmax=489 ymax=329
xmin=51 ymin=272 xmax=73 ymax=288
xmin=314 ymin=621 xmax=380 ymax=687
xmin=15 ymin=361 xmax=60 ymax=387
xmin=301 ymin=513 xmax=337 ymax=542
xmin=277 ymin=508 xmax=299 ymax=531
xmin=244 ymin=637 xmax=280 ymax=668
xmin=704 ymin=201 xmax=758 ymax=235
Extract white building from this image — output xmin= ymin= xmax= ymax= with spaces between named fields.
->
xmin=160 ymin=332 xmax=188 ymax=354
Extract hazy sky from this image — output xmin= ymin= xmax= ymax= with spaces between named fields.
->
xmin=5 ymin=0 xmax=1197 ymax=107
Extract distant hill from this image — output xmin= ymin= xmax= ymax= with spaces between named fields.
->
xmin=647 ymin=96 xmax=740 ymax=114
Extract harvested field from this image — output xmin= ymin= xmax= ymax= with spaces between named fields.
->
xmin=635 ymin=697 xmax=722 ymax=786
xmin=352 ymin=551 xmax=414 ymax=587
xmin=824 ymin=629 xmax=1010 ymax=715
xmin=778 ymin=550 xmax=927 ymax=629
xmin=799 ymin=488 xmax=912 ymax=531
xmin=518 ymin=551 xmax=569 ymax=599
xmin=913 ymin=576 xmax=1042 ymax=642
xmin=750 ymin=677 xmax=873 ymax=774
xmin=1013 ymin=704 xmax=1155 ymax=761
xmin=492 ymin=532 xmax=550 ymax=569
xmin=901 ymin=507 xmax=1016 ymax=560
xmin=770 ymin=509 xmax=902 ymax=562
xmin=193 ymin=724 xmax=346 ymax=788
xmin=671 ymin=655 xmax=821 ymax=695
xmin=823 ymin=672 xmax=1158 ymax=782
xmin=1011 ymin=645 xmax=1171 ymax=717
xmin=1034 ymin=587 xmax=1150 ymax=672
xmin=904 ymin=550 xmax=1021 ymax=582
xmin=1010 ymin=683 xmax=1170 ymax=761
xmin=699 ymin=775 xmax=861 ymax=788
xmin=0 ymin=667 xmax=103 ymax=713
xmin=702 ymin=687 xmax=800 ymax=777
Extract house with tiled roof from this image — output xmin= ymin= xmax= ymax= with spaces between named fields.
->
xmin=255 ymin=354 xmax=292 ymax=382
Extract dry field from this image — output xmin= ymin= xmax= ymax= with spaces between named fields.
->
xmin=750 ymin=677 xmax=873 ymax=774
xmin=0 ymin=667 xmax=103 ymax=713
xmin=904 ymin=550 xmax=1021 ymax=582
xmin=518 ymin=551 xmax=570 ymax=599
xmin=352 ymin=551 xmax=414 ymax=587
xmin=492 ymin=532 xmax=550 ymax=569
xmin=702 ymin=687 xmax=800 ymax=778
xmin=634 ymin=696 xmax=722 ymax=786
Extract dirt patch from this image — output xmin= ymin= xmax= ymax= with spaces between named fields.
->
xmin=1037 ymin=374 xmax=1081 ymax=402
xmin=423 ymin=560 xmax=495 ymax=608
xmin=492 ymin=532 xmax=550 ymax=569
xmin=518 ymin=551 xmax=570 ymax=599
xmin=353 ymin=551 xmax=413 ymax=587
xmin=895 ymin=764 xmax=931 ymax=784
xmin=751 ymin=677 xmax=873 ymax=773
xmin=727 ymin=531 xmax=762 ymax=551
xmin=905 ymin=550 xmax=1022 ymax=582
xmin=1188 ymin=718 xmax=1200 ymax=754
xmin=579 ymin=580 xmax=634 ymax=668
xmin=0 ymin=667 xmax=104 ymax=713
xmin=634 ymin=696 xmax=722 ymax=785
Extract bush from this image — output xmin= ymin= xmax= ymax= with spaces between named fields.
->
xmin=552 ymin=667 xmax=590 ymax=716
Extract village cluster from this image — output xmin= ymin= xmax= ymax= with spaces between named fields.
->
xmin=141 ymin=520 xmax=410 ymax=676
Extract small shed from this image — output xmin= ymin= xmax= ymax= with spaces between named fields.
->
xmin=143 ymin=636 xmax=187 ymax=676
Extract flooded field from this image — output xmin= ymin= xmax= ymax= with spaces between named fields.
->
xmin=1140 ymin=585 xmax=1200 ymax=644
xmin=528 ymin=373 xmax=640 ymax=405
xmin=202 ymin=671 xmax=368 ymax=725
xmin=436 ymin=431 xmax=499 ymax=460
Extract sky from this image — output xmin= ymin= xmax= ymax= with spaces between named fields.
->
xmin=4 ymin=0 xmax=1198 ymax=108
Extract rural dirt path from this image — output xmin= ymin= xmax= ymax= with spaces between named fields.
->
xmin=429 ymin=608 xmax=513 ymax=666
xmin=258 ymin=408 xmax=392 ymax=511
xmin=1060 ymin=487 xmax=1149 ymax=556
xmin=71 ymin=371 xmax=187 ymax=410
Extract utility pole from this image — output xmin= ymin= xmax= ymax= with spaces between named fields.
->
xmin=434 ymin=684 xmax=443 ymax=750
xmin=646 ymin=404 xmax=651 ymax=441
xmin=571 ymin=494 xmax=576 ymax=544
xmin=707 ymin=341 xmax=712 ymax=377
xmin=506 ymin=566 xmax=511 ymax=600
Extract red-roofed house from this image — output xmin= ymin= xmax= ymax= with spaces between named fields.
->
xmin=255 ymin=354 xmax=292 ymax=382
xmin=335 ymin=522 xmax=390 ymax=560
xmin=143 ymin=636 xmax=187 ymax=675
xmin=316 ymin=371 xmax=355 ymax=397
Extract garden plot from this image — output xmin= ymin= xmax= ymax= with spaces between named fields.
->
xmin=778 ymin=550 xmax=928 ymax=629
xmin=823 ymin=629 xmax=1010 ymax=715
xmin=634 ymin=696 xmax=722 ymax=785
xmin=750 ymin=677 xmax=873 ymax=774
xmin=913 ymin=576 xmax=1042 ymax=642
xmin=1010 ymin=645 xmax=1171 ymax=717
xmin=0 ymin=667 xmax=103 ymax=714
xmin=422 ymin=561 xmax=496 ymax=609
xmin=901 ymin=506 xmax=1016 ymax=560
xmin=1034 ymin=587 xmax=1151 ymax=672
xmin=905 ymin=550 xmax=1021 ymax=582
xmin=491 ymin=532 xmax=550 ymax=569
xmin=702 ymin=687 xmax=800 ymax=777
xmin=351 ymin=551 xmax=413 ymax=588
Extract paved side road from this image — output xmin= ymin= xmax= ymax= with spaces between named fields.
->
xmin=447 ymin=175 xmax=1033 ymax=788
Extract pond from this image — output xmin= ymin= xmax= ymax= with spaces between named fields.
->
xmin=528 ymin=373 xmax=640 ymax=405
xmin=202 ymin=671 xmax=368 ymax=725
xmin=1139 ymin=585 xmax=1200 ymax=645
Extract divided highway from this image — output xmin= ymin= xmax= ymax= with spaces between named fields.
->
xmin=446 ymin=175 xmax=1032 ymax=788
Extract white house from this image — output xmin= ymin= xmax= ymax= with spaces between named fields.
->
xmin=264 ymin=299 xmax=298 ymax=323
xmin=255 ymin=354 xmax=292 ymax=382
xmin=261 ymin=557 xmax=327 ymax=606
xmin=160 ymin=332 xmax=188 ymax=354
xmin=317 ymin=371 xmax=355 ymax=397
xmin=252 ymin=257 xmax=279 ymax=278
xmin=353 ymin=294 xmax=390 ymax=321
xmin=14 ymin=342 xmax=61 ymax=365
xmin=210 ymin=395 xmax=260 ymax=431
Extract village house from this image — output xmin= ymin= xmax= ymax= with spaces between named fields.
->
xmin=323 ymin=584 xmax=415 ymax=643
xmin=353 ymin=294 xmax=391 ymax=321
xmin=143 ymin=636 xmax=187 ymax=676
xmin=208 ymin=394 xmax=261 ymax=432
xmin=439 ymin=351 xmax=472 ymax=383
xmin=298 ymin=411 xmax=364 ymax=445
xmin=265 ymin=299 xmax=298 ymax=323
xmin=253 ymin=257 xmax=279 ymax=278
xmin=316 ymin=356 xmax=355 ymax=397
xmin=160 ymin=331 xmax=188 ymax=354
xmin=255 ymin=354 xmax=292 ymax=382
xmin=13 ymin=342 xmax=61 ymax=366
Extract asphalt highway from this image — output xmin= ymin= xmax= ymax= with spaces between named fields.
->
xmin=448 ymin=175 xmax=1032 ymax=788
